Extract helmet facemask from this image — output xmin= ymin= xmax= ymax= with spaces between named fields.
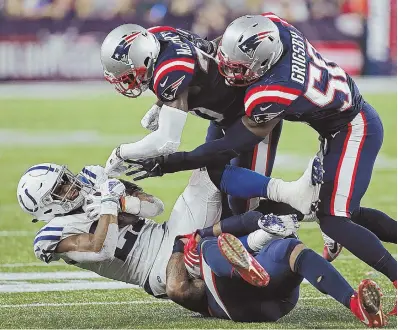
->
xmin=42 ymin=166 xmax=92 ymax=214
xmin=104 ymin=65 xmax=150 ymax=98
xmin=217 ymin=49 xmax=261 ymax=86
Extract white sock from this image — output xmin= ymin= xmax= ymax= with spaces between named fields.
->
xmin=247 ymin=229 xmax=278 ymax=252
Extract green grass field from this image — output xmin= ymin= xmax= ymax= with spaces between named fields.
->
xmin=0 ymin=92 xmax=396 ymax=329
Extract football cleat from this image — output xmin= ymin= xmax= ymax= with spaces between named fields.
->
xmin=269 ymin=156 xmax=323 ymax=215
xmin=388 ymin=280 xmax=397 ymax=316
xmin=322 ymin=231 xmax=343 ymax=262
xmin=350 ymin=279 xmax=387 ymax=328
xmin=258 ymin=213 xmax=299 ymax=237
xmin=218 ymin=233 xmax=270 ymax=287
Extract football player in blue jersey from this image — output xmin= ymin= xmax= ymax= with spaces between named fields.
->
xmin=100 ymin=24 xmax=283 ymax=215
xmin=121 ymin=14 xmax=397 ymax=315
xmin=165 ymin=211 xmax=387 ymax=327
xmin=214 ymin=15 xmax=397 ymax=311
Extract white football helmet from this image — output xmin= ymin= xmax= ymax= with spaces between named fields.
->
xmin=217 ymin=15 xmax=283 ymax=86
xmin=17 ymin=163 xmax=92 ymax=222
xmin=101 ymin=24 xmax=160 ymax=98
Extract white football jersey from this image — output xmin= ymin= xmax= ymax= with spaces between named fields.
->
xmin=33 ymin=213 xmax=165 ymax=288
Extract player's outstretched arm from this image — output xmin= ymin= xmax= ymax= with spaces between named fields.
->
xmin=55 ymin=179 xmax=125 ymax=263
xmin=104 ymin=91 xmax=189 ymax=177
xmin=166 ymin=239 xmax=208 ymax=314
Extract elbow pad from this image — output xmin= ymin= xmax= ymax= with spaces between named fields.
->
xmin=63 ymin=223 xmax=119 ymax=263
xmin=120 ymin=105 xmax=188 ymax=159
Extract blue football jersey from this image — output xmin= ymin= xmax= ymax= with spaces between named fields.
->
xmin=244 ymin=13 xmax=365 ymax=136
xmin=149 ymin=26 xmax=246 ymax=128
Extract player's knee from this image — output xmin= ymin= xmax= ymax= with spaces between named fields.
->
xmin=270 ymin=238 xmax=302 ymax=264
xmin=288 ymin=242 xmax=307 ymax=272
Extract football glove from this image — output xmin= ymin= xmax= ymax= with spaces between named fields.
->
xmin=84 ymin=192 xmax=102 ymax=221
xmin=180 ymin=232 xmax=201 ymax=279
xmin=104 ymin=146 xmax=130 ymax=178
xmin=124 ymin=157 xmax=165 ymax=181
xmin=100 ymin=179 xmax=126 ymax=216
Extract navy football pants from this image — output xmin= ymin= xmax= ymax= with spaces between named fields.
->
xmin=199 ymin=237 xmax=301 ymax=322
xmin=205 ymin=120 xmax=283 ymax=214
xmin=318 ymin=102 xmax=383 ymax=217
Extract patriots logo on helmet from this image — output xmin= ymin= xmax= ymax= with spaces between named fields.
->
xmin=111 ymin=32 xmax=142 ymax=65
xmin=238 ymin=31 xmax=272 ymax=59
xmin=161 ymin=76 xmax=185 ymax=101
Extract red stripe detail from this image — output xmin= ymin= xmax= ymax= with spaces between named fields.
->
xmin=153 ymin=58 xmax=195 ymax=77
xmin=244 ymin=85 xmax=301 ymax=103
xmin=147 ymin=26 xmax=177 ymax=34
xmin=330 ymin=123 xmax=353 ymax=216
xmin=153 ymin=64 xmax=194 ymax=94
xmin=125 ymin=32 xmax=140 ymax=42
xmin=246 ymin=96 xmax=292 ymax=117
xmin=345 ymin=112 xmax=367 ymax=216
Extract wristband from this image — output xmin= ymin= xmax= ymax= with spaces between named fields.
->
xmin=172 ymin=239 xmax=185 ymax=254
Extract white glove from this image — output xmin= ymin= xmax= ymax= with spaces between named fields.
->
xmin=141 ymin=104 xmax=161 ymax=132
xmin=100 ymin=179 xmax=125 ymax=216
xmin=83 ymin=193 xmax=102 ymax=221
xmin=78 ymin=165 xmax=108 ymax=189
xmin=104 ymin=146 xmax=129 ymax=178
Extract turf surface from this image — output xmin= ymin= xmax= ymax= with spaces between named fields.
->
xmin=0 ymin=93 xmax=396 ymax=328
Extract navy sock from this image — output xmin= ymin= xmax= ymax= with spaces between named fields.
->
xmin=220 ymin=211 xmax=263 ymax=237
xmin=198 ymin=211 xmax=263 ymax=238
xmin=220 ymin=165 xmax=271 ymax=199
xmin=319 ymin=215 xmax=397 ymax=282
xmin=295 ymin=249 xmax=354 ymax=308
xmin=352 ymin=207 xmax=397 ymax=243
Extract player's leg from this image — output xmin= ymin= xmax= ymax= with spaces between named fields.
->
xmin=147 ymin=169 xmax=223 ymax=295
xmin=228 ymin=120 xmax=283 ymax=214
xmin=351 ymin=207 xmax=397 ymax=244
xmin=317 ymin=104 xmax=397 ymax=284
xmin=291 ymin=241 xmax=387 ymax=327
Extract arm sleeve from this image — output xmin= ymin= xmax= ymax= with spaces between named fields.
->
xmin=33 ymin=225 xmax=64 ymax=263
xmin=161 ymin=119 xmax=264 ymax=173
xmin=61 ymin=223 xmax=119 ymax=264
xmin=119 ymin=105 xmax=188 ymax=160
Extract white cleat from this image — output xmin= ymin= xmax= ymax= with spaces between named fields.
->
xmin=267 ymin=156 xmax=323 ymax=215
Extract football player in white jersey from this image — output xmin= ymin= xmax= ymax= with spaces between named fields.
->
xmin=17 ymin=158 xmax=320 ymax=298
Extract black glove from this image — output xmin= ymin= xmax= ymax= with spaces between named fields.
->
xmin=124 ymin=157 xmax=165 ymax=181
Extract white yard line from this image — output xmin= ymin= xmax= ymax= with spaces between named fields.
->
xmin=0 ymin=281 xmax=138 ymax=293
xmin=0 ymin=271 xmax=101 ymax=280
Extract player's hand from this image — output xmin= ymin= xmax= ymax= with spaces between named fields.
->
xmin=124 ymin=156 xmax=165 ymax=181
xmin=84 ymin=192 xmax=102 ymax=221
xmin=141 ymin=104 xmax=161 ymax=132
xmin=78 ymin=165 xmax=108 ymax=189
xmin=178 ymin=232 xmax=201 ymax=279
xmin=104 ymin=146 xmax=129 ymax=178
xmin=100 ymin=179 xmax=126 ymax=204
